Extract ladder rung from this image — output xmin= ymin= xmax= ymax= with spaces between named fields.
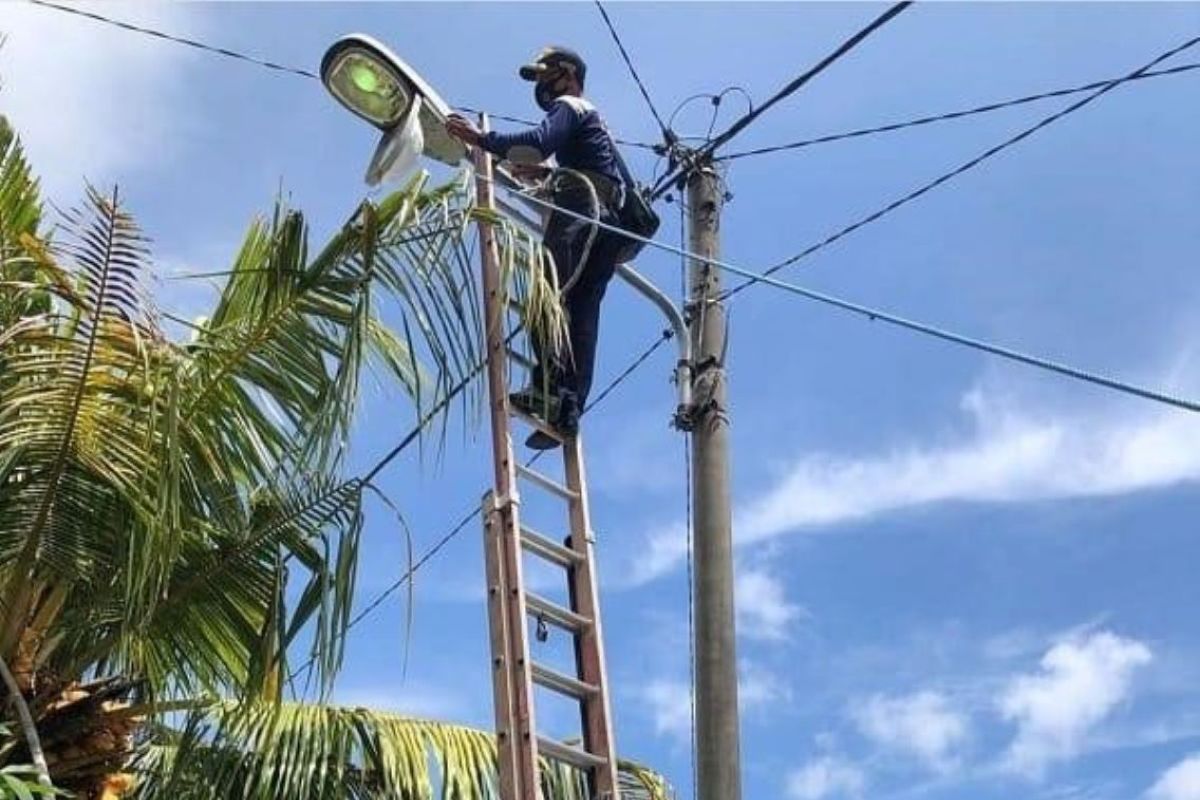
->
xmin=520 ymin=526 xmax=584 ymax=568
xmin=516 ymin=464 xmax=579 ymax=500
xmin=531 ymin=662 xmax=598 ymax=700
xmin=508 ymin=404 xmax=565 ymax=443
xmin=537 ymin=737 xmax=608 ymax=771
xmin=526 ymin=592 xmax=591 ymax=633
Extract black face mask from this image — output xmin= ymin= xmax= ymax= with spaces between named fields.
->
xmin=534 ymin=69 xmax=571 ymax=112
xmin=535 ymin=81 xmax=558 ymax=112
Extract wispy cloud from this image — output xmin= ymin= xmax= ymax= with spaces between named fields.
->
xmin=851 ymin=690 xmax=970 ymax=774
xmin=740 ymin=660 xmax=792 ymax=710
xmin=1 ymin=2 xmax=204 ymax=199
xmin=736 ymin=567 xmax=805 ymax=642
xmin=787 ymin=755 xmax=867 ymax=800
xmin=641 ymin=679 xmax=691 ymax=746
xmin=1145 ymin=753 xmax=1200 ymax=800
xmin=998 ymin=630 xmax=1152 ymax=779
xmin=641 ymin=662 xmax=790 ymax=746
xmin=627 ymin=386 xmax=1200 ymax=585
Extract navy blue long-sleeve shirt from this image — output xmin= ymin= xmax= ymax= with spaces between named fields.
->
xmin=480 ymin=96 xmax=623 ymax=184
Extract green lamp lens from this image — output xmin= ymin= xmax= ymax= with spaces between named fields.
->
xmin=351 ymin=63 xmax=379 ymax=93
xmin=328 ymin=51 xmax=410 ymax=126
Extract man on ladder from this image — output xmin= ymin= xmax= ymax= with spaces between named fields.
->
xmin=448 ymin=46 xmax=627 ymax=450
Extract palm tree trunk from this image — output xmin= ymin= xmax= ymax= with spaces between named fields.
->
xmin=0 ymin=653 xmax=53 ymax=789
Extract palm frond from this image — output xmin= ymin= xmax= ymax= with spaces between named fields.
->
xmin=0 ymin=115 xmax=45 ymax=331
xmin=177 ymin=169 xmax=563 ymax=480
xmin=56 ymin=476 xmax=368 ymax=701
xmin=131 ymin=702 xmax=672 ymax=800
xmin=0 ymin=124 xmax=643 ymax=797
xmin=0 ymin=184 xmax=155 ymax=660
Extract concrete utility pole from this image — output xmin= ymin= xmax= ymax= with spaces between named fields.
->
xmin=686 ymin=161 xmax=742 ymax=800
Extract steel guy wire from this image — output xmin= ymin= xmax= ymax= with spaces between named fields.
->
xmin=679 ymin=195 xmax=699 ymax=800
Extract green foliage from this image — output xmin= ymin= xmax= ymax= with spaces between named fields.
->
xmin=0 ymin=726 xmax=63 ymax=800
xmin=0 ymin=136 xmax=558 ymax=701
xmin=0 ymin=765 xmax=65 ymax=800
xmin=0 ymin=115 xmax=667 ymax=799
xmin=131 ymin=703 xmax=667 ymax=800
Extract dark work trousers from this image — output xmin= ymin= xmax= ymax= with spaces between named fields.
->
xmin=530 ymin=176 xmax=623 ymax=417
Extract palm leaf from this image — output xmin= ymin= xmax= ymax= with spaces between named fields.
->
xmin=0 ymin=115 xmax=45 ymax=330
xmin=0 ymin=184 xmax=154 ymax=660
xmin=131 ymin=702 xmax=671 ymax=800
xmin=0 ymin=118 xmax=642 ymax=797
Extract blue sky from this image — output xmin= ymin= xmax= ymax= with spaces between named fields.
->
xmin=5 ymin=2 xmax=1200 ymax=798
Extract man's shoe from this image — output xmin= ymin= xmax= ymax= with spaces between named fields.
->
xmin=524 ymin=430 xmax=563 ymax=450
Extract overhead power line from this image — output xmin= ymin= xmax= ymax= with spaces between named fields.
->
xmin=454 ymin=107 xmax=539 ymax=127
xmin=651 ymin=0 xmax=913 ymax=198
xmin=28 ymin=0 xmax=320 ymax=78
xmin=703 ymin=1 xmax=913 ymax=155
xmin=454 ymin=105 xmax=657 ymax=151
xmin=717 ymin=60 xmax=1200 ymax=161
xmin=25 ymin=0 xmax=659 ymax=152
xmin=720 ymin=33 xmax=1200 ymax=300
xmin=594 ymin=0 xmax=673 ymax=140
xmin=349 ymin=331 xmax=672 ymax=630
xmin=478 ymin=172 xmax=1200 ymax=415
xmin=35 ymin=0 xmax=1199 ymax=403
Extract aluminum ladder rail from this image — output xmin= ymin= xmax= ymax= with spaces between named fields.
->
xmin=473 ymin=120 xmax=621 ymax=800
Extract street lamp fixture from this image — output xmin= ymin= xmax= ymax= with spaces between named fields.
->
xmin=320 ymin=34 xmax=466 ymax=183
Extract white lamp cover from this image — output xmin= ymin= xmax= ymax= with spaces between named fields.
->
xmin=365 ymin=97 xmax=425 ymax=186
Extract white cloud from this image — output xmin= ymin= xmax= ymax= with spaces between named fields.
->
xmin=736 ymin=568 xmax=804 ymax=642
xmin=851 ymin=690 xmax=969 ymax=774
xmin=999 ymin=630 xmax=1152 ymax=779
xmin=0 ymin=2 xmax=204 ymax=199
xmin=740 ymin=661 xmax=791 ymax=710
xmin=642 ymin=664 xmax=788 ymax=745
xmin=626 ymin=520 xmax=689 ymax=587
xmin=1146 ymin=754 xmax=1200 ymax=800
xmin=643 ymin=679 xmax=692 ymax=744
xmin=628 ymin=387 xmax=1200 ymax=584
xmin=740 ymin=389 xmax=1200 ymax=544
xmin=787 ymin=756 xmax=866 ymax=800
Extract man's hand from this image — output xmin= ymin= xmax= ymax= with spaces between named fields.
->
xmin=445 ymin=114 xmax=482 ymax=147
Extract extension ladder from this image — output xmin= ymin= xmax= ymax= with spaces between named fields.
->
xmin=473 ymin=133 xmax=622 ymax=800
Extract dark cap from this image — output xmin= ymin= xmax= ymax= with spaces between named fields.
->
xmin=518 ymin=46 xmax=587 ymax=86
